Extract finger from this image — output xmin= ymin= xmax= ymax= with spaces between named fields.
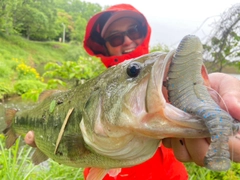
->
xmin=170 ymin=138 xmax=192 ymax=162
xmin=24 ymin=131 xmax=37 ymax=147
xmin=209 ymin=73 xmax=240 ymax=120
xmin=229 ymin=134 xmax=240 ymax=162
xmin=221 ymin=93 xmax=240 ymax=120
xmin=184 ymin=138 xmax=209 ymax=167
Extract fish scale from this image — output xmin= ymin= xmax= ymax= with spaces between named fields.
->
xmin=167 ymin=35 xmax=239 ymax=171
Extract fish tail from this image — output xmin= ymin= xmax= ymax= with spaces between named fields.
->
xmin=1 ymin=108 xmax=19 ymax=149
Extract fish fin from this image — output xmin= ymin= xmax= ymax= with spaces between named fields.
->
xmin=32 ymin=148 xmax=49 ymax=165
xmin=87 ymin=168 xmax=109 ymax=180
xmin=2 ymin=108 xmax=18 ymax=149
xmin=108 ymin=168 xmax=122 ymax=177
xmin=4 ymin=127 xmax=18 ymax=148
xmin=5 ymin=108 xmax=18 ymax=126
xmin=63 ymin=134 xmax=88 ymax=160
xmin=38 ymin=90 xmax=62 ymax=102
xmin=201 ymin=65 xmax=210 ymax=87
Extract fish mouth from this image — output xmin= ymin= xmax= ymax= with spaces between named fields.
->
xmin=145 ymin=50 xmax=176 ymax=113
xmin=143 ymin=50 xmax=208 ymax=138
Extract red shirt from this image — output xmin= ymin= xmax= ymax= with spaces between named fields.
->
xmin=83 ymin=146 xmax=188 ymax=180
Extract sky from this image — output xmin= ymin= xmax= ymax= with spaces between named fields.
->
xmin=85 ymin=0 xmax=239 ymax=48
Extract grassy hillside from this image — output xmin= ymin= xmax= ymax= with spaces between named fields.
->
xmin=0 ymin=34 xmax=105 ymax=101
xmin=0 ymin=34 xmax=88 ymax=73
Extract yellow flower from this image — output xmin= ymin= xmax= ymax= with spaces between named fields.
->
xmin=16 ymin=61 xmax=43 ymax=81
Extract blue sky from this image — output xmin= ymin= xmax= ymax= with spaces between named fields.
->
xmin=85 ymin=0 xmax=239 ymax=48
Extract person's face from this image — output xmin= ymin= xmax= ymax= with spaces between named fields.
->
xmin=103 ymin=18 xmax=144 ymax=56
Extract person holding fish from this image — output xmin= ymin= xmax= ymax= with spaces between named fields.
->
xmin=25 ymin=3 xmax=240 ymax=180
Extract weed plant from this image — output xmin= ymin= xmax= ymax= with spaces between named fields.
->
xmin=0 ymin=135 xmax=84 ymax=180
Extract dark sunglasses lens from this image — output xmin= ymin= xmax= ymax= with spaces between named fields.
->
xmin=108 ymin=34 xmax=124 ymax=47
xmin=127 ymin=27 xmax=142 ymax=40
xmin=106 ymin=26 xmax=144 ymax=47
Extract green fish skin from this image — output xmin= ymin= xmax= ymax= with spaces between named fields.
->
xmin=2 ymin=35 xmax=235 ymax=172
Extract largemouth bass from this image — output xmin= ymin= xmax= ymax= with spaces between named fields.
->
xmin=1 ymin=35 xmax=239 ymax=179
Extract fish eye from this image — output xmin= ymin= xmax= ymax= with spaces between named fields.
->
xmin=127 ymin=62 xmax=142 ymax=77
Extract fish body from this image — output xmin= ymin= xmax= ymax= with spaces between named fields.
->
xmin=1 ymin=35 xmax=238 ymax=178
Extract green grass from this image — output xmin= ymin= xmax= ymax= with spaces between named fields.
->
xmin=0 ymin=34 xmax=87 ymax=73
xmin=185 ymin=162 xmax=240 ymax=180
xmin=0 ymin=135 xmax=84 ymax=180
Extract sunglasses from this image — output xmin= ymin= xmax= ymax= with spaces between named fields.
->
xmin=104 ymin=25 xmax=144 ymax=47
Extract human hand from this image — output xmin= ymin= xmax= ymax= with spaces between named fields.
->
xmin=24 ymin=131 xmax=37 ymax=147
xmin=162 ymin=72 xmax=240 ymax=166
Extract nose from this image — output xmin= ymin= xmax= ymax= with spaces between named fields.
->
xmin=123 ymin=35 xmax=133 ymax=45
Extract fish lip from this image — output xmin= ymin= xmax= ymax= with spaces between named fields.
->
xmin=145 ymin=50 xmax=208 ymax=132
xmin=145 ymin=50 xmax=176 ymax=113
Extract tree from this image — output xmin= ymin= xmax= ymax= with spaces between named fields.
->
xmin=55 ymin=0 xmax=102 ymax=21
xmin=54 ymin=9 xmax=74 ymax=42
xmin=0 ymin=0 xmax=23 ymax=35
xmin=203 ymin=4 xmax=240 ymax=72
xmin=54 ymin=0 xmax=102 ymax=42
xmin=13 ymin=0 xmax=57 ymax=40
xmin=70 ymin=15 xmax=87 ymax=42
xmin=0 ymin=0 xmax=104 ymax=42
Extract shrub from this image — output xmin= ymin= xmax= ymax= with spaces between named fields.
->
xmin=16 ymin=63 xmax=43 ymax=81
xmin=14 ymin=80 xmax=47 ymax=101
xmin=43 ymin=56 xmax=105 ymax=88
xmin=0 ymin=81 xmax=14 ymax=100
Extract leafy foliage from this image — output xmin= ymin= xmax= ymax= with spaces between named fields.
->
xmin=185 ymin=162 xmax=240 ymax=180
xmin=43 ymin=56 xmax=105 ymax=88
xmin=16 ymin=62 xmax=44 ymax=81
xmin=14 ymin=80 xmax=47 ymax=101
xmin=0 ymin=0 xmax=102 ymax=42
xmin=0 ymin=81 xmax=14 ymax=100
xmin=0 ymin=34 xmax=85 ymax=101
